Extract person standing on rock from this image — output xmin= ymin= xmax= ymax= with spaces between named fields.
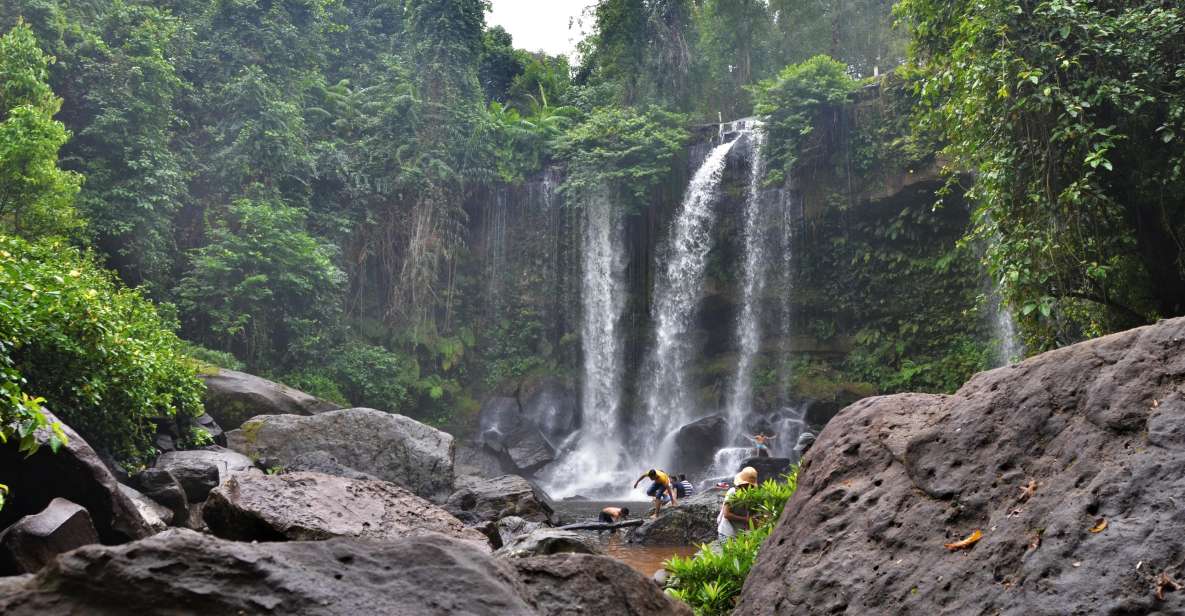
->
xmin=749 ymin=433 xmax=776 ymax=458
xmin=717 ymin=466 xmax=758 ymax=541
xmin=632 ymin=469 xmax=678 ymax=518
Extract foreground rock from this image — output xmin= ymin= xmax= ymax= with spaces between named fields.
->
xmin=200 ymin=368 xmax=340 ymax=429
xmin=228 ymin=408 xmax=454 ymax=499
xmin=736 ymin=317 xmax=1185 ymax=615
xmin=0 ymin=499 xmax=98 ymax=575
xmin=511 ymin=554 xmax=693 ymax=616
xmin=153 ymin=447 xmax=255 ymax=502
xmin=629 ymin=490 xmax=725 ymax=545
xmin=203 ymin=471 xmax=488 ymax=549
xmin=477 ymin=397 xmax=556 ymax=474
xmin=494 ymin=516 xmax=543 ymax=547
xmin=494 ymin=528 xmax=602 ymax=559
xmin=0 ymin=530 xmax=688 ymax=615
xmin=446 ymin=475 xmax=557 ymax=524
xmin=0 ymin=411 xmax=152 ymax=543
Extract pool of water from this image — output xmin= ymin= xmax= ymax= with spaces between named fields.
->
xmin=553 ymin=499 xmax=702 ymax=577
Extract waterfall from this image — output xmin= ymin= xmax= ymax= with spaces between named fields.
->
xmin=991 ymin=290 xmax=1024 ymax=365
xmin=540 ymin=194 xmax=629 ymax=498
xmin=643 ymin=137 xmax=739 ymax=457
xmin=725 ymin=128 xmax=769 ymax=433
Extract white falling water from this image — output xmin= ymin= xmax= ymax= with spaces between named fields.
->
xmin=992 ymin=291 xmax=1024 ymax=365
xmin=541 ymin=194 xmax=630 ymax=498
xmin=644 ymin=137 xmax=740 ymax=460
xmin=725 ymin=128 xmax=769 ymax=434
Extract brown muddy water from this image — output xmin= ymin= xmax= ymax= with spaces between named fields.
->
xmin=554 ymin=500 xmax=702 ymax=577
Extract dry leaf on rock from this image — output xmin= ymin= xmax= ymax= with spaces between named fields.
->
xmin=1089 ymin=518 xmax=1108 ymax=533
xmin=944 ymin=530 xmax=983 ymax=551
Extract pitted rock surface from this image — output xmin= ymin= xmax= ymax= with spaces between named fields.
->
xmin=735 ymin=317 xmax=1185 ymax=616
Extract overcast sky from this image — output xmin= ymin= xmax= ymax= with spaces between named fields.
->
xmin=487 ymin=0 xmax=596 ymax=58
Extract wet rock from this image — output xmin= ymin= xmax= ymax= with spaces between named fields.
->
xmin=446 ymin=475 xmax=558 ymax=524
xmin=117 ymin=485 xmax=172 ymax=532
xmin=518 ymin=377 xmax=579 ymax=446
xmin=0 ymin=411 xmax=152 ymax=543
xmin=0 ymin=498 xmax=99 ymax=575
xmin=455 ymin=441 xmax=508 ymax=478
xmin=203 ymin=471 xmax=489 ymax=549
xmin=153 ymin=447 xmax=254 ymax=502
xmin=735 ymin=317 xmax=1185 ymax=616
xmin=200 ymin=368 xmax=341 ymax=430
xmin=227 ymin=408 xmax=454 ymax=500
xmin=191 ymin=413 xmax=225 ymax=446
xmin=0 ymin=530 xmax=537 ymax=615
xmin=672 ymin=415 xmax=727 ymax=475
xmin=510 ymin=554 xmax=693 ymax=616
xmin=494 ymin=516 xmax=543 ymax=547
xmin=494 ymin=528 xmax=602 ymax=559
xmin=478 ymin=397 xmax=556 ymax=475
xmin=737 ymin=456 xmax=792 ymax=481
xmin=628 ymin=489 xmax=726 ymax=545
xmin=130 ymin=468 xmax=189 ymax=523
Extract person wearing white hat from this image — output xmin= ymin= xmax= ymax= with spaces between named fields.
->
xmin=717 ymin=466 xmax=758 ymax=541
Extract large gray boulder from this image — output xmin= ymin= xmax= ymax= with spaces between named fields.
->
xmin=116 ymin=485 xmax=172 ymax=532
xmin=0 ymin=499 xmax=99 ymax=575
xmin=203 ymin=471 xmax=489 ymax=550
xmin=494 ymin=528 xmax=602 ymax=559
xmin=478 ymin=397 xmax=556 ymax=474
xmin=446 ymin=475 xmax=557 ymax=524
xmin=0 ymin=529 xmax=690 ymax=616
xmin=0 ymin=411 xmax=152 ymax=543
xmin=227 ymin=408 xmax=454 ymax=499
xmin=494 ymin=516 xmax=544 ymax=547
xmin=628 ymin=489 xmax=726 ymax=545
xmin=153 ymin=447 xmax=256 ymax=502
xmin=130 ymin=468 xmax=188 ymax=523
xmin=510 ymin=554 xmax=693 ymax=616
xmin=737 ymin=456 xmax=792 ymax=481
xmin=200 ymin=368 xmax=341 ymax=430
xmin=735 ymin=317 xmax=1185 ymax=616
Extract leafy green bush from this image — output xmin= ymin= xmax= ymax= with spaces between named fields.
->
xmin=664 ymin=469 xmax=799 ymax=615
xmin=0 ymin=235 xmax=204 ymax=464
xmin=323 ymin=344 xmax=418 ymax=415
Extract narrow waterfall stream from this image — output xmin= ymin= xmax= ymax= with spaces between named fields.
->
xmin=541 ymin=194 xmax=629 ymax=498
xmin=643 ymin=136 xmax=741 ymax=462
xmin=725 ymin=127 xmax=769 ymax=435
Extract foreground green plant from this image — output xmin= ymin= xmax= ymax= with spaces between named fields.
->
xmin=664 ymin=468 xmax=799 ymax=615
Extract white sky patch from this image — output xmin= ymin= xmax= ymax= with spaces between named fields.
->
xmin=486 ymin=0 xmax=596 ymax=58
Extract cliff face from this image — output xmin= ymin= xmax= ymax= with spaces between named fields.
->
xmin=735 ymin=317 xmax=1185 ymax=615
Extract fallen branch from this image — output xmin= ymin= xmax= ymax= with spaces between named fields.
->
xmin=558 ymin=519 xmax=644 ymax=532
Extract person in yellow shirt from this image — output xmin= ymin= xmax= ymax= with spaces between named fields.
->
xmin=632 ymin=468 xmax=678 ymax=518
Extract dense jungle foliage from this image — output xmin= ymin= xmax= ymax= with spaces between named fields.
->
xmin=1 ymin=0 xmax=1182 ymax=462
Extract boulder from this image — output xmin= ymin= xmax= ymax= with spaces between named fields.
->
xmin=628 ymin=489 xmax=726 ymax=545
xmin=518 ymin=377 xmax=579 ymax=446
xmin=446 ymin=475 xmax=557 ymax=524
xmin=494 ymin=516 xmax=544 ymax=547
xmin=510 ymin=553 xmax=694 ymax=616
xmin=0 ymin=530 xmax=537 ymax=615
xmin=478 ymin=397 xmax=556 ymax=474
xmin=455 ymin=441 xmax=509 ymax=478
xmin=116 ymin=485 xmax=172 ymax=532
xmin=737 ymin=456 xmax=792 ymax=481
xmin=191 ymin=412 xmax=226 ymax=446
xmin=228 ymin=408 xmax=454 ymax=500
xmin=200 ymin=368 xmax=341 ymax=430
xmin=0 ymin=411 xmax=152 ymax=543
xmin=672 ymin=415 xmax=728 ymax=475
xmin=735 ymin=317 xmax=1185 ymax=616
xmin=494 ymin=528 xmax=602 ymax=559
xmin=203 ymin=471 xmax=489 ymax=550
xmin=153 ymin=447 xmax=254 ymax=502
xmin=0 ymin=498 xmax=99 ymax=575
xmin=130 ymin=468 xmax=189 ymax=523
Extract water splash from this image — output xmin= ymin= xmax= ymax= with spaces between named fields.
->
xmin=725 ymin=128 xmax=769 ymax=433
xmin=643 ymin=138 xmax=739 ymax=455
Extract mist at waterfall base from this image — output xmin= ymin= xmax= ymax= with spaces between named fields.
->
xmin=541 ymin=121 xmax=808 ymax=500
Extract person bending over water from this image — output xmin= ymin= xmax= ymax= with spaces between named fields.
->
xmin=632 ymin=469 xmax=678 ymax=518
xmin=717 ymin=466 xmax=758 ymax=541
xmin=749 ymin=433 xmax=776 ymax=458
xmin=599 ymin=506 xmax=629 ymax=524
